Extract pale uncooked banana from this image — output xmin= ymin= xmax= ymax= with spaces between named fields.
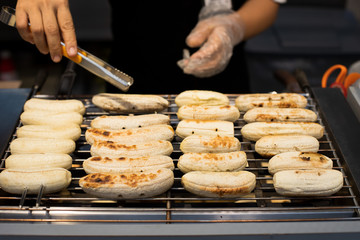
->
xmin=83 ymin=155 xmax=174 ymax=174
xmin=92 ymin=93 xmax=169 ymax=113
xmin=273 ymin=169 xmax=343 ymax=196
xmin=90 ymin=114 xmax=170 ymax=130
xmin=235 ymin=93 xmax=307 ymax=112
xmin=24 ymin=98 xmax=85 ymax=115
xmin=177 ymin=151 xmax=247 ymax=173
xmin=255 ymin=135 xmax=319 ymax=158
xmin=10 ymin=137 xmax=76 ymax=154
xmin=79 ymin=168 xmax=174 ymax=199
xmin=177 ymin=104 xmax=240 ymax=122
xmin=20 ymin=110 xmax=83 ymax=126
xmin=85 ymin=124 xmax=174 ymax=145
xmin=241 ymin=122 xmax=324 ymax=141
xmin=181 ymin=171 xmax=256 ymax=198
xmin=175 ymin=90 xmax=229 ymax=107
xmin=175 ymin=119 xmax=234 ymax=139
xmin=5 ymin=153 xmax=72 ymax=170
xmin=0 ymin=168 xmax=72 ymax=194
xmin=180 ymin=135 xmax=241 ymax=153
xmin=16 ymin=124 xmax=82 ymax=141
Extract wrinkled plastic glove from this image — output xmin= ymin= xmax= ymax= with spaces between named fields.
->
xmin=178 ymin=11 xmax=245 ymax=78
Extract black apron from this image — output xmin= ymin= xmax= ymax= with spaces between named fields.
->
xmin=107 ymin=0 xmax=248 ymax=94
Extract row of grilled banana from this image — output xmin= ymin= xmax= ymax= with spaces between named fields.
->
xmin=0 ymin=98 xmax=86 ymax=194
xmin=80 ymin=111 xmax=175 ymax=199
xmin=236 ymin=93 xmax=344 ymax=197
xmin=174 ymin=91 xmax=255 ymax=198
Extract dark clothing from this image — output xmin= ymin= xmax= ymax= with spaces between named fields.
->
xmin=107 ymin=0 xmax=248 ymax=94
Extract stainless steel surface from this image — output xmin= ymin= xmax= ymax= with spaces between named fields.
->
xmin=0 ymin=93 xmax=359 ymax=224
xmin=0 ymin=6 xmax=133 ymax=92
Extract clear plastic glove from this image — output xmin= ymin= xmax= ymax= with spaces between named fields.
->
xmin=15 ymin=0 xmax=77 ymax=62
xmin=178 ymin=11 xmax=245 ymax=78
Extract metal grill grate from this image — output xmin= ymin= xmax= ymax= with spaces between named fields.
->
xmin=0 ymin=94 xmax=359 ymax=223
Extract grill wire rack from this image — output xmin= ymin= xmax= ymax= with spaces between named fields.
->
xmin=0 ymin=93 xmax=359 ymax=224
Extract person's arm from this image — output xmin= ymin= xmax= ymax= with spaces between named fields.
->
xmin=179 ymin=0 xmax=280 ymax=78
xmin=237 ymin=0 xmax=279 ymax=40
xmin=15 ymin=0 xmax=77 ymax=62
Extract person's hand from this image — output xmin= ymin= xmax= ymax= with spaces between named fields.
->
xmin=15 ymin=0 xmax=77 ymax=62
xmin=178 ymin=12 xmax=245 ymax=78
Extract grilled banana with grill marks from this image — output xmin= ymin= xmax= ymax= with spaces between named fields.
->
xmin=241 ymin=122 xmax=324 ymax=141
xmin=90 ymin=114 xmax=170 ymax=130
xmin=268 ymin=151 xmax=333 ymax=175
xmin=24 ymin=98 xmax=85 ymax=115
xmin=5 ymin=153 xmax=73 ymax=170
xmin=273 ymin=169 xmax=343 ymax=196
xmin=235 ymin=93 xmax=307 ymax=112
xmin=90 ymin=140 xmax=173 ymax=158
xmin=92 ymin=93 xmax=169 ymax=113
xmin=177 ymin=151 xmax=247 ymax=173
xmin=175 ymin=90 xmax=229 ymax=107
xmin=177 ymin=104 xmax=240 ymax=122
xmin=181 ymin=171 xmax=256 ymax=198
xmin=175 ymin=119 xmax=234 ymax=139
xmin=180 ymin=135 xmax=241 ymax=153
xmin=0 ymin=168 xmax=72 ymax=194
xmin=85 ymin=124 xmax=174 ymax=145
xmin=10 ymin=137 xmax=76 ymax=154
xmin=255 ymin=135 xmax=319 ymax=158
xmin=79 ymin=168 xmax=174 ymax=199
xmin=83 ymin=155 xmax=174 ymax=174
xmin=243 ymin=107 xmax=317 ymax=123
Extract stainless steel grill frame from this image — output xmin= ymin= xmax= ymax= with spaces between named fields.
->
xmin=1 ymin=93 xmax=360 ymax=226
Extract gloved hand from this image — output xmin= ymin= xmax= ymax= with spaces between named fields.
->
xmin=178 ymin=10 xmax=245 ymax=78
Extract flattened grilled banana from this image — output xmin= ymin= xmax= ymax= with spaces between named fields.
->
xmin=90 ymin=114 xmax=170 ymax=130
xmin=79 ymin=168 xmax=174 ymax=199
xmin=10 ymin=137 xmax=76 ymax=154
xmin=24 ymin=98 xmax=85 ymax=115
xmin=83 ymin=155 xmax=174 ymax=174
xmin=235 ymin=93 xmax=307 ymax=112
xmin=177 ymin=104 xmax=240 ymax=122
xmin=268 ymin=151 xmax=333 ymax=175
xmin=175 ymin=119 xmax=234 ymax=139
xmin=90 ymin=140 xmax=173 ymax=158
xmin=243 ymin=107 xmax=317 ymax=123
xmin=5 ymin=153 xmax=72 ymax=170
xmin=92 ymin=93 xmax=169 ymax=113
xmin=241 ymin=122 xmax=324 ymax=141
xmin=273 ymin=169 xmax=343 ymax=196
xmin=0 ymin=168 xmax=71 ymax=194
xmin=255 ymin=135 xmax=319 ymax=158
xmin=85 ymin=124 xmax=174 ymax=145
xmin=177 ymin=151 xmax=247 ymax=173
xmin=20 ymin=110 xmax=83 ymax=126
xmin=175 ymin=90 xmax=229 ymax=107
xmin=180 ymin=135 xmax=241 ymax=153
xmin=181 ymin=171 xmax=256 ymax=198
xmin=16 ymin=124 xmax=82 ymax=141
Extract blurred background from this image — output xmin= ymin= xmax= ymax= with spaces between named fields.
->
xmin=0 ymin=0 xmax=359 ymax=95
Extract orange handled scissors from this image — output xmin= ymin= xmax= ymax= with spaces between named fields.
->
xmin=321 ymin=64 xmax=360 ymax=97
